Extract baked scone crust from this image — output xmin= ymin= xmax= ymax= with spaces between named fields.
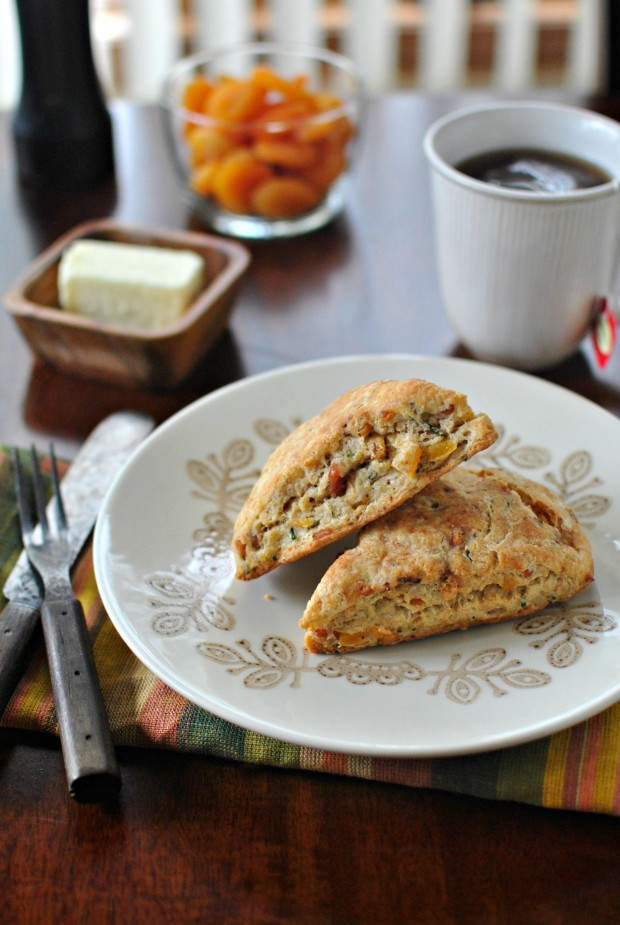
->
xmin=233 ymin=378 xmax=497 ymax=579
xmin=300 ymin=467 xmax=594 ymax=653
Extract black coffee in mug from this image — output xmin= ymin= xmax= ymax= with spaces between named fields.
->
xmin=456 ymin=148 xmax=611 ymax=193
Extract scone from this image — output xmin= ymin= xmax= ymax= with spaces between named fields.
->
xmin=300 ymin=467 xmax=594 ymax=653
xmin=233 ymin=378 xmax=497 ymax=579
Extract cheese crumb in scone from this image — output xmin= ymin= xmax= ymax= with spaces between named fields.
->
xmin=300 ymin=467 xmax=594 ymax=654
xmin=232 ymin=378 xmax=498 ymax=579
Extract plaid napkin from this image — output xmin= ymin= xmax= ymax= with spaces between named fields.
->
xmin=1 ymin=447 xmax=619 ymax=815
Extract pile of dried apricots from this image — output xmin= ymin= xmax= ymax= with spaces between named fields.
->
xmin=181 ymin=65 xmax=356 ymax=219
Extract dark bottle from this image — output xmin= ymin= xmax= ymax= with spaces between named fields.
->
xmin=12 ymin=0 xmax=115 ymax=189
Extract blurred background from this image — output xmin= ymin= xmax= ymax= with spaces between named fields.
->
xmin=0 ymin=0 xmax=607 ymax=106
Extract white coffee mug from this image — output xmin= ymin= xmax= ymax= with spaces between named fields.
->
xmin=423 ymin=102 xmax=620 ymax=369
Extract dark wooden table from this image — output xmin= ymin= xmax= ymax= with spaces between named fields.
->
xmin=1 ymin=93 xmax=620 ymax=925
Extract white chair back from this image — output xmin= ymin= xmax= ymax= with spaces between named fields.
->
xmin=0 ymin=0 xmax=605 ymax=107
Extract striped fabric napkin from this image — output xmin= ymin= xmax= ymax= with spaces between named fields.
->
xmin=1 ymin=447 xmax=619 ymax=815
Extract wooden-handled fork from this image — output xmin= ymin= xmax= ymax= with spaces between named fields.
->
xmin=12 ymin=445 xmax=121 ymax=803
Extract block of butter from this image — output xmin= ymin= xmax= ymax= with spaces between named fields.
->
xmin=58 ymin=239 xmax=205 ymax=330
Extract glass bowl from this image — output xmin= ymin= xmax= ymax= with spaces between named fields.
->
xmin=160 ymin=42 xmax=364 ymax=239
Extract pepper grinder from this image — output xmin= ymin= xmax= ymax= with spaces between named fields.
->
xmin=12 ymin=0 xmax=115 ymax=189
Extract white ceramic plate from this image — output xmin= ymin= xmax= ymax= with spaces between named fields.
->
xmin=94 ymin=356 xmax=620 ymax=757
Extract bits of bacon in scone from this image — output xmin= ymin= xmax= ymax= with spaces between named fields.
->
xmin=232 ymin=378 xmax=497 ymax=579
xmin=300 ymin=467 xmax=594 ymax=654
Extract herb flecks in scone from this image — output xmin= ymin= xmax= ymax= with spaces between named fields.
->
xmin=232 ymin=379 xmax=498 ymax=579
xmin=300 ymin=468 xmax=594 ymax=654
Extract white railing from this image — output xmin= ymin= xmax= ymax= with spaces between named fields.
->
xmin=0 ymin=0 xmax=604 ymax=107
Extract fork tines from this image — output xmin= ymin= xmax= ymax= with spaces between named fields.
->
xmin=13 ymin=444 xmax=65 ymax=541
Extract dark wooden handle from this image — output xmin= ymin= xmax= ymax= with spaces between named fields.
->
xmin=0 ymin=601 xmax=41 ymax=716
xmin=40 ymin=596 xmax=121 ymax=803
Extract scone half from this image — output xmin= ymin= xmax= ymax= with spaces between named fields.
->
xmin=300 ymin=468 xmax=594 ymax=654
xmin=233 ymin=378 xmax=497 ymax=579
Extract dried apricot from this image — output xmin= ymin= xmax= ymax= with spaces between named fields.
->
xmin=250 ymin=99 xmax=319 ymax=142
xmin=207 ymin=80 xmax=267 ymax=124
xmin=250 ymin=65 xmax=310 ymax=101
xmin=300 ymin=141 xmax=348 ymax=190
xmin=212 ymin=149 xmax=274 ymax=213
xmin=182 ymin=77 xmax=213 ymax=113
xmin=251 ymin=177 xmax=321 ymax=219
xmin=253 ymin=138 xmax=318 ymax=170
xmin=188 ymin=126 xmax=237 ymax=167
xmin=190 ymin=159 xmax=220 ymax=196
xmin=297 ymin=112 xmax=354 ymax=146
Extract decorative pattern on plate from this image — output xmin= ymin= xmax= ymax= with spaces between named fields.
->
xmin=542 ymin=451 xmax=611 ymax=528
xmin=253 ymin=417 xmax=299 ymax=445
xmin=481 ymin=425 xmax=552 ymax=471
xmin=148 ymin=511 xmax=236 ymax=637
xmin=142 ymin=418 xmax=613 ymax=703
xmin=186 ymin=439 xmax=261 ymax=516
xmin=149 ymin=572 xmax=235 ymax=637
xmin=197 ymin=637 xmax=551 ymax=703
xmin=514 ymin=599 xmax=617 ymax=668
xmin=198 ymin=637 xmax=312 ymax=689
xmin=148 ymin=419 xmax=296 ymax=638
xmin=321 ymin=647 xmax=550 ymax=703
